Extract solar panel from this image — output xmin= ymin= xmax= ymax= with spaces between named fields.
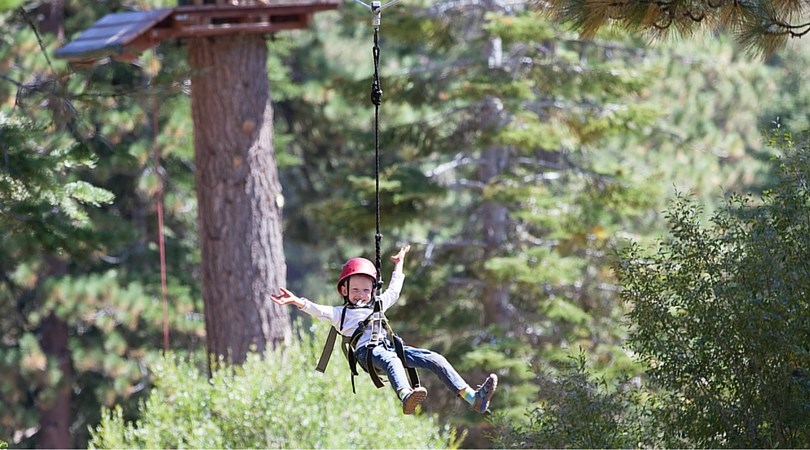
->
xmin=54 ymin=8 xmax=173 ymax=62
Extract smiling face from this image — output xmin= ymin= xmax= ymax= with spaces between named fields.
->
xmin=339 ymin=275 xmax=375 ymax=306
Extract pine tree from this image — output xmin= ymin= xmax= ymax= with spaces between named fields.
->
xmin=272 ymin=4 xmax=801 ymax=444
xmin=275 ymin=3 xmax=660 ymax=436
xmin=542 ymin=0 xmax=809 ymax=56
xmin=1 ymin=3 xmax=205 ymax=446
xmin=186 ymin=15 xmax=291 ymax=366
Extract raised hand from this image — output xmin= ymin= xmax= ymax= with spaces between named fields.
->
xmin=390 ymin=245 xmax=411 ymax=271
xmin=391 ymin=245 xmax=410 ymax=263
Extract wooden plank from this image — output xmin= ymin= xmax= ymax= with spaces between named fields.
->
xmin=174 ymin=0 xmax=340 ymax=14
xmin=55 ymin=0 xmax=338 ymax=62
xmin=168 ymin=19 xmax=310 ymax=38
xmin=173 ymin=2 xmax=338 ymax=21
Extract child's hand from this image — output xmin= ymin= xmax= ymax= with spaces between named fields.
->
xmin=271 ymin=287 xmax=305 ymax=308
xmin=391 ymin=245 xmax=411 ymax=265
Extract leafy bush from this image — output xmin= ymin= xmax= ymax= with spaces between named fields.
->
xmin=617 ymin=142 xmax=810 ymax=448
xmin=494 ymin=139 xmax=810 ymax=450
xmin=491 ymin=352 xmax=648 ymax=449
xmin=89 ymin=330 xmax=455 ymax=449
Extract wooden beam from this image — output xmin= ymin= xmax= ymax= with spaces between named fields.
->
xmin=173 ymin=2 xmax=338 ymax=16
xmin=172 ymin=20 xmax=310 ymax=38
xmin=55 ymin=1 xmax=339 ymax=63
xmin=146 ymin=14 xmax=310 ymax=40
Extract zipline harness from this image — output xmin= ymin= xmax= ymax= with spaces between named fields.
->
xmin=315 ymin=0 xmax=420 ymax=394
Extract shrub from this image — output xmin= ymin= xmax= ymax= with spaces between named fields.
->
xmin=617 ymin=144 xmax=810 ymax=448
xmin=89 ymin=330 xmax=454 ymax=449
xmin=491 ymin=352 xmax=648 ymax=449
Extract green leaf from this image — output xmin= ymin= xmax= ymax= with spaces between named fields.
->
xmin=0 ymin=0 xmax=24 ymax=10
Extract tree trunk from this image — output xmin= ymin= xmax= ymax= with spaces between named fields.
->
xmin=37 ymin=313 xmax=71 ymax=449
xmin=473 ymin=0 xmax=514 ymax=329
xmin=188 ymin=34 xmax=290 ymax=365
xmin=478 ymin=92 xmax=513 ymax=327
xmin=479 ymin=138 xmax=512 ymax=326
xmin=31 ymin=0 xmax=65 ymax=40
xmin=37 ymin=257 xmax=71 ymax=449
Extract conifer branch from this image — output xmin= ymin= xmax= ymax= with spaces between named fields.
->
xmin=0 ymin=72 xmax=23 ymax=89
xmin=18 ymin=6 xmax=54 ymax=72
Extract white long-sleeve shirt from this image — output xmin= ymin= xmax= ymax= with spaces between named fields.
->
xmin=299 ymin=270 xmax=404 ymax=349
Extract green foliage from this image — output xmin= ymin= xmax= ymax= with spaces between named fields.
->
xmin=0 ymin=114 xmax=113 ymax=253
xmin=484 ymin=12 xmax=557 ymax=45
xmin=492 ymin=352 xmax=648 ymax=449
xmin=542 ymin=0 xmax=801 ymax=56
xmin=3 ymin=0 xmax=810 ymax=448
xmin=0 ymin=0 xmax=22 ymax=10
xmin=606 ymin=35 xmax=779 ymax=212
xmin=90 ymin=330 xmax=454 ymax=449
xmin=1 ymin=4 xmax=205 ymax=447
xmin=617 ymin=141 xmax=810 ymax=448
xmin=275 ymin=7 xmax=804 ymax=447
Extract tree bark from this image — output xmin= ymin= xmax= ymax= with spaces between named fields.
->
xmin=477 ymin=93 xmax=513 ymax=327
xmin=479 ymin=140 xmax=513 ymax=326
xmin=31 ymin=0 xmax=65 ymax=40
xmin=37 ymin=313 xmax=71 ymax=449
xmin=188 ymin=34 xmax=291 ymax=365
xmin=37 ymin=257 xmax=71 ymax=449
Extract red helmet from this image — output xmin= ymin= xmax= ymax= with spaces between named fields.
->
xmin=336 ymin=257 xmax=377 ymax=294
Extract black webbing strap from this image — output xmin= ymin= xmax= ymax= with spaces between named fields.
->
xmin=364 ymin=343 xmax=386 ymax=390
xmin=385 ymin=314 xmax=420 ymax=388
xmin=393 ymin=334 xmax=420 ymax=388
xmin=365 ymin=297 xmax=387 ymax=389
xmin=316 ymin=304 xmax=351 ymax=373
xmin=347 ymin=309 xmax=380 ymax=394
xmin=315 ymin=327 xmax=338 ymax=373
xmin=347 ymin=338 xmax=361 ymax=394
xmin=318 ymin=297 xmax=420 ymax=394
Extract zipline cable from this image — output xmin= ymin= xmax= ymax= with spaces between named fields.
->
xmin=372 ymin=24 xmax=383 ymax=293
xmin=355 ymin=0 xmax=401 ymax=293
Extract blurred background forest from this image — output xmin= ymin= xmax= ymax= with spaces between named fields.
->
xmin=2 ymin=0 xmax=809 ymax=448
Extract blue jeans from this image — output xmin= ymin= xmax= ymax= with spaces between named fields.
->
xmin=355 ymin=339 xmax=468 ymax=395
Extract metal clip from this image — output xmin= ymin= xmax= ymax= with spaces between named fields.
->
xmin=354 ymin=0 xmax=402 ymax=29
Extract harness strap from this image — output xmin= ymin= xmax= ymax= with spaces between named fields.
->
xmin=347 ymin=311 xmax=377 ymax=394
xmin=393 ymin=334 xmax=420 ymax=389
xmin=315 ymin=304 xmax=351 ymax=373
xmin=315 ymin=327 xmax=338 ymax=373
xmin=346 ymin=337 xmax=360 ymax=393
xmin=363 ymin=297 xmax=387 ymax=389
xmin=365 ymin=343 xmax=386 ymax=389
xmin=317 ymin=298 xmax=420 ymax=394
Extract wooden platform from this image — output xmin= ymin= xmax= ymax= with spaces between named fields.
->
xmin=54 ymin=0 xmax=341 ymax=63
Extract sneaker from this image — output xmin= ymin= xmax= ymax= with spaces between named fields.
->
xmin=470 ymin=374 xmax=498 ymax=414
xmin=401 ymin=386 xmax=428 ymax=415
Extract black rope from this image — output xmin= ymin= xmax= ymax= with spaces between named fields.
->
xmin=371 ymin=26 xmax=384 ymax=293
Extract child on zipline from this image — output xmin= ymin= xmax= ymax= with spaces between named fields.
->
xmin=271 ymin=245 xmax=498 ymax=415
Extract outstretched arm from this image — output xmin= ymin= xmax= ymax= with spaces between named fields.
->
xmin=379 ymin=245 xmax=410 ymax=311
xmin=270 ymin=287 xmax=306 ymax=309
xmin=272 ymin=288 xmax=337 ymax=325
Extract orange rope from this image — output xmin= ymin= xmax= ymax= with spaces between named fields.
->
xmin=152 ymin=79 xmax=170 ymax=355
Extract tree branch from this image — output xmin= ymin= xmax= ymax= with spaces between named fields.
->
xmin=0 ymin=72 xmax=23 ymax=89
